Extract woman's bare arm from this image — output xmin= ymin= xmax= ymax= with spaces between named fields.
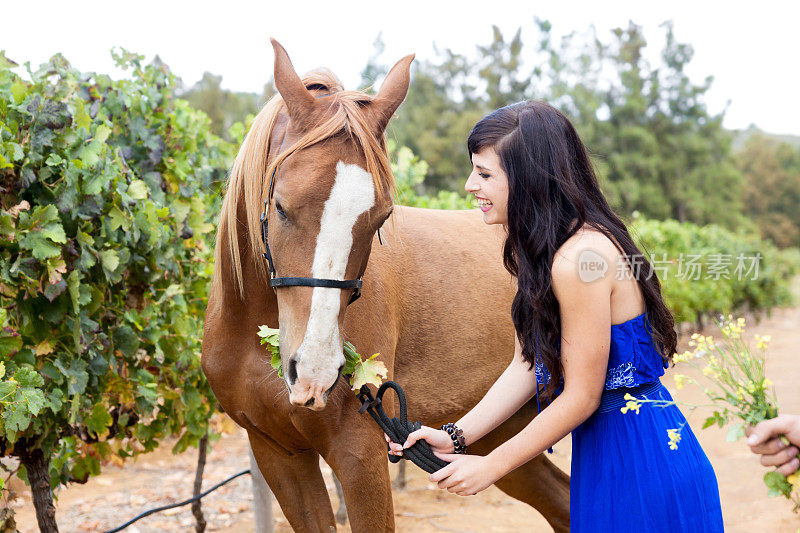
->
xmin=483 ymin=235 xmax=614 ymax=475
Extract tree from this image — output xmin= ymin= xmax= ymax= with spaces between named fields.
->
xmin=736 ymin=135 xmax=800 ymax=248
xmin=181 ymin=73 xmax=261 ymax=141
xmin=0 ymin=50 xmax=232 ymax=530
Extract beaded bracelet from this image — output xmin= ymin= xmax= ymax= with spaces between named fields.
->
xmin=440 ymin=422 xmax=467 ymax=454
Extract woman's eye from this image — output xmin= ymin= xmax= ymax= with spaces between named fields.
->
xmin=479 ymin=173 xmax=490 ymax=179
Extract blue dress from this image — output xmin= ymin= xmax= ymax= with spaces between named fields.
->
xmin=534 ymin=312 xmax=724 ymax=532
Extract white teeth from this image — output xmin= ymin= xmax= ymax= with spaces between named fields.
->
xmin=476 ymin=198 xmax=492 ymax=206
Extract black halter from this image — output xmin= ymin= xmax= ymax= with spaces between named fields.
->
xmin=259 ymin=164 xmax=365 ymax=306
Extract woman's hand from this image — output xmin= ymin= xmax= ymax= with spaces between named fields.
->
xmin=428 ymin=452 xmax=503 ymax=496
xmin=384 ymin=425 xmax=454 ymax=457
xmin=746 ymin=414 xmax=800 ymax=476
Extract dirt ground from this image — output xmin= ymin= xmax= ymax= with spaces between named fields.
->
xmin=9 ymin=305 xmax=800 ymax=532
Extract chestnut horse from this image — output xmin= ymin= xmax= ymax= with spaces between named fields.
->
xmin=201 ymin=40 xmax=570 ymax=532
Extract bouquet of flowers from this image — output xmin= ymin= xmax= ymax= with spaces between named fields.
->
xmin=621 ymin=315 xmax=799 ymax=512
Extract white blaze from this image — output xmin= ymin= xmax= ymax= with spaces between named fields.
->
xmin=297 ymin=161 xmax=375 ymax=378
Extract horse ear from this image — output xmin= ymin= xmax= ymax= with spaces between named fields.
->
xmin=270 ymin=38 xmax=316 ymax=128
xmin=370 ymin=53 xmax=415 ymax=133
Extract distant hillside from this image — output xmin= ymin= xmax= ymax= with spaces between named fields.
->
xmin=732 ymin=125 xmax=800 ymax=151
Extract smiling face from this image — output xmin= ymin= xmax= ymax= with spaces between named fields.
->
xmin=464 ymin=146 xmax=510 ymax=225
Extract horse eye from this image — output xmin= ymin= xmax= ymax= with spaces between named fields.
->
xmin=275 ymin=202 xmax=288 ymax=220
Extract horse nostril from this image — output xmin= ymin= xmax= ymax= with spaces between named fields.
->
xmin=287 ymin=358 xmax=298 ymax=386
xmin=337 ymin=363 xmax=344 ymax=376
xmin=304 ymin=397 xmax=315 ymax=407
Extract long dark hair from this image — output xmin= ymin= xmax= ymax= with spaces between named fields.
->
xmin=467 ymin=101 xmax=676 ymax=399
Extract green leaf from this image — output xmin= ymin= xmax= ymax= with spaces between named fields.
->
xmin=74 ymin=100 xmax=91 ymax=133
xmin=763 ymin=471 xmax=792 ymax=498
xmin=257 ymin=325 xmax=282 ymax=377
xmin=99 ymin=249 xmax=120 ymax=272
xmin=14 ymin=366 xmax=44 ymax=388
xmin=107 ymin=206 xmax=129 ymax=231
xmin=94 ymin=124 xmax=112 ymax=144
xmin=68 ymin=269 xmax=81 ymax=312
xmin=78 ymin=140 xmax=103 ymax=167
xmin=0 ymin=381 xmax=16 ymax=400
xmin=349 ymin=353 xmax=388 ymax=391
xmin=2 ymin=402 xmax=33 ymax=435
xmin=31 ymin=204 xmax=59 ymax=225
xmin=113 ymin=325 xmax=139 ymax=358
xmin=702 ymin=416 xmax=716 ymax=429
xmin=127 ymin=179 xmax=148 ymax=200
xmin=45 ymin=153 xmax=63 ymax=166
xmin=54 ymin=358 xmax=89 ymax=395
xmin=86 ymin=402 xmax=112 ymax=437
xmin=270 ymin=350 xmax=283 ymax=377
xmin=342 ymin=341 xmax=359 ymax=375
xmin=82 ymin=168 xmax=107 ymax=194
xmin=41 ymin=223 xmax=67 ymax=244
xmin=0 ymin=334 xmax=23 ymax=357
xmin=726 ymin=423 xmax=745 ymax=442
xmin=20 ymin=387 xmax=46 ymax=416
xmin=10 ymin=80 xmax=28 ymax=104
xmin=20 ymin=233 xmax=61 ymax=259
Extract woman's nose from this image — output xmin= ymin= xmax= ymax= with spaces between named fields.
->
xmin=465 ymin=176 xmax=478 ymax=193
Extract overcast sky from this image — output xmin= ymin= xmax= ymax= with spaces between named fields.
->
xmin=5 ymin=1 xmax=799 ymax=135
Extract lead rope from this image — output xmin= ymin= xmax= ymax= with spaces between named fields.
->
xmin=357 ymin=381 xmax=450 ymax=474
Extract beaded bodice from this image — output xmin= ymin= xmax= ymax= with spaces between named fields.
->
xmin=534 ymin=312 xmax=668 ymax=391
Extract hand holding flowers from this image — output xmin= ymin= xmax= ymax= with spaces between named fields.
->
xmin=620 ymin=315 xmax=799 ymax=512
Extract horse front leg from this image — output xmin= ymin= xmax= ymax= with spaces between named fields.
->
xmin=248 ymin=431 xmax=337 ymax=533
xmin=324 ymin=421 xmax=394 ymax=532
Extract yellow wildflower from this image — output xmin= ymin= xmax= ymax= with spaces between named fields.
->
xmin=674 ymin=374 xmax=688 ymax=390
xmin=667 ymin=428 xmax=682 ymax=450
xmin=737 ymin=317 xmax=746 ymax=329
xmin=756 ymin=334 xmax=771 ymax=351
xmin=702 ymin=365 xmax=715 ymax=377
xmin=763 ymin=378 xmax=773 ymax=387
xmin=620 ymin=393 xmax=642 ymax=415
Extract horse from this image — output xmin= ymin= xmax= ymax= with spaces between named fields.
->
xmin=201 ymin=39 xmax=571 ymax=532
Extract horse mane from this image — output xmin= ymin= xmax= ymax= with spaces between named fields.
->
xmin=213 ymin=69 xmax=396 ymax=301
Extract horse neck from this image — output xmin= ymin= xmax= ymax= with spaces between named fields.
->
xmin=215 ymin=187 xmax=279 ymax=329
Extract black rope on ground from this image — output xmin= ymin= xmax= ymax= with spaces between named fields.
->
xmin=357 ymin=381 xmax=450 ymax=474
xmin=103 ymin=469 xmax=251 ymax=533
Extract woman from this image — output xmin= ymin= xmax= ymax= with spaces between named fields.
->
xmin=387 ymin=101 xmax=724 ymax=531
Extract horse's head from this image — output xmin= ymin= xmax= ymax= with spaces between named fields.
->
xmin=235 ymin=40 xmax=412 ymax=410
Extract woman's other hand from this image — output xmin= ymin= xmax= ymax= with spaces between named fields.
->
xmin=428 ymin=453 xmax=502 ymax=496
xmin=384 ymin=426 xmax=454 ymax=456
xmin=746 ymin=414 xmax=800 ymax=476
